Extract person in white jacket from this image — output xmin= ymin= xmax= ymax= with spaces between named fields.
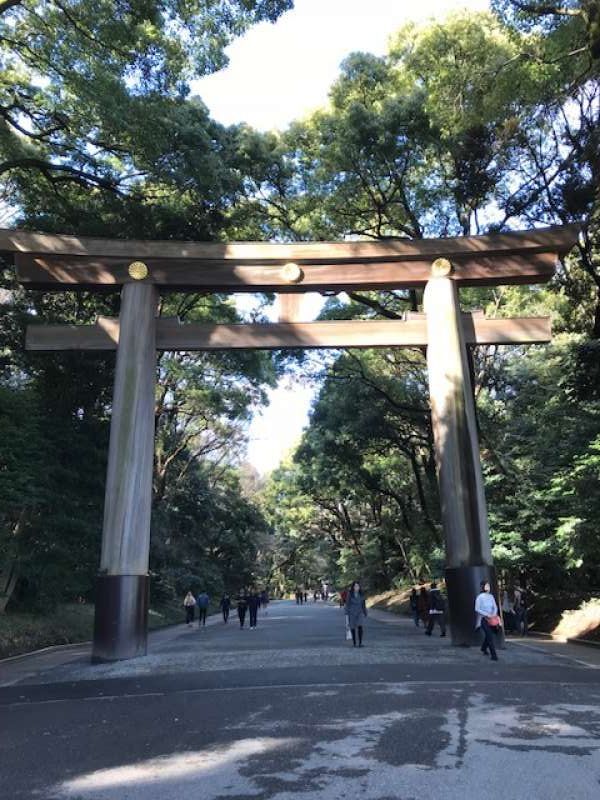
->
xmin=475 ymin=580 xmax=499 ymax=661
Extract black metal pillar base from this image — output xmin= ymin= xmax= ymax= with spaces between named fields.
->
xmin=92 ymin=574 xmax=149 ymax=663
xmin=445 ymin=565 xmax=505 ymax=648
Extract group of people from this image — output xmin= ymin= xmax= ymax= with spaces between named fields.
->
xmin=409 ymin=582 xmax=447 ymax=637
xmin=410 ymin=578 xmax=514 ymax=660
xmin=183 ymin=588 xmax=270 ymax=630
xmin=294 ymin=588 xmax=309 ymax=604
xmin=500 ymin=586 xmax=528 ymax=635
xmin=184 ymin=578 xmax=516 ymax=661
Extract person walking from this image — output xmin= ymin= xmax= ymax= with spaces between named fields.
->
xmin=183 ymin=591 xmax=196 ymax=626
xmin=260 ymin=589 xmax=269 ymax=615
xmin=196 ymin=590 xmax=209 ymax=627
xmin=417 ymin=584 xmax=429 ymax=626
xmin=475 ymin=580 xmax=500 ymax=661
xmin=345 ymin=580 xmax=368 ymax=647
xmin=501 ymin=589 xmax=515 ymax=633
xmin=425 ymin=581 xmax=447 ymax=637
xmin=409 ymin=588 xmax=419 ymax=627
xmin=237 ymin=589 xmax=248 ymax=628
xmin=339 ymin=588 xmax=348 ymax=608
xmin=513 ymin=586 xmax=528 ymax=636
xmin=247 ymin=589 xmax=260 ymax=629
xmin=220 ymin=593 xmax=231 ymax=623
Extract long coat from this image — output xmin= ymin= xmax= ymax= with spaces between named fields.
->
xmin=345 ymin=591 xmax=367 ymax=628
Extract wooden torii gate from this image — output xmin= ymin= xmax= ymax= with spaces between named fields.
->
xmin=0 ymin=226 xmax=577 ymax=661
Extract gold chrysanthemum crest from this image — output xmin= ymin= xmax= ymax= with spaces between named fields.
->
xmin=128 ymin=261 xmax=149 ymax=280
xmin=280 ymin=262 xmax=304 ymax=283
xmin=431 ymin=258 xmax=453 ymax=277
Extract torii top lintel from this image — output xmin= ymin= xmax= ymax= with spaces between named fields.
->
xmin=0 ymin=225 xmax=578 ymax=293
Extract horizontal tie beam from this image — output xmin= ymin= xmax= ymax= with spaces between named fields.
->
xmin=25 ymin=315 xmax=552 ymax=352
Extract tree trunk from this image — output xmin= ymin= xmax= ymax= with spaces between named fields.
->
xmin=0 ymin=560 xmax=19 ymax=613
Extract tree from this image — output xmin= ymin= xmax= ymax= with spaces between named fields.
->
xmin=0 ymin=0 xmax=292 ymax=200
xmin=257 ymin=9 xmax=600 ymax=617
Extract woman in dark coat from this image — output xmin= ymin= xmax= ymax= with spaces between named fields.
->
xmin=220 ymin=593 xmax=231 ymax=623
xmin=345 ymin=580 xmax=367 ymax=647
xmin=247 ymin=590 xmax=260 ymax=629
xmin=237 ymin=590 xmax=248 ymax=629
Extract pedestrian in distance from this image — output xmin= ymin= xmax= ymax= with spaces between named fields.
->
xmin=184 ymin=591 xmax=196 ymax=626
xmin=247 ymin=589 xmax=260 ymax=629
xmin=220 ymin=593 xmax=231 ymax=623
xmin=260 ymin=588 xmax=269 ymax=615
xmin=425 ymin=581 xmax=447 ymax=637
xmin=475 ymin=580 xmax=501 ymax=661
xmin=409 ymin=588 xmax=419 ymax=627
xmin=513 ymin=585 xmax=528 ymax=636
xmin=237 ymin=589 xmax=248 ymax=628
xmin=345 ymin=580 xmax=368 ymax=647
xmin=196 ymin=590 xmax=209 ymax=627
xmin=417 ymin=583 xmax=429 ymax=626
xmin=339 ymin=588 xmax=348 ymax=608
xmin=304 ymin=590 xmax=308 ymax=604
xmin=295 ymin=588 xmax=301 ymax=605
xmin=501 ymin=588 xmax=515 ymax=633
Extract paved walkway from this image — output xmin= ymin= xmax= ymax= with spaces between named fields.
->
xmin=1 ymin=601 xmax=600 ymax=799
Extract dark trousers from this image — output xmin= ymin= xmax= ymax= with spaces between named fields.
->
xmin=185 ymin=606 xmax=194 ymax=624
xmin=249 ymin=607 xmax=258 ymax=627
xmin=515 ymin=608 xmax=528 ymax=635
xmin=426 ymin=613 xmax=446 ymax=636
xmin=222 ymin=607 xmax=229 ymax=623
xmin=412 ymin=606 xmax=419 ymax=626
xmin=350 ymin=626 xmax=363 ymax=646
xmin=198 ymin=607 xmax=207 ymax=626
xmin=238 ymin=606 xmax=247 ymax=627
xmin=480 ymin=618 xmax=497 ymax=658
xmin=503 ymin=610 xmax=516 ymax=633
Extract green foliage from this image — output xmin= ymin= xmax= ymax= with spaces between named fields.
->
xmin=482 ymin=335 xmax=600 ymax=590
xmin=256 ymin=6 xmax=600 ymax=619
xmin=0 ymin=0 xmax=292 ymax=202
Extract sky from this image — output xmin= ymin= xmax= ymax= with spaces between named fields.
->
xmin=193 ymin=0 xmax=490 ymax=474
xmin=193 ymin=0 xmax=489 ymax=132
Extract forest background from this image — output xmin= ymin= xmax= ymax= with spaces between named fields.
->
xmin=0 ymin=0 xmax=598 ymax=655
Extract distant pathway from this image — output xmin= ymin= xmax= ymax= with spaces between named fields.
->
xmin=2 ymin=600 xmax=600 ymax=799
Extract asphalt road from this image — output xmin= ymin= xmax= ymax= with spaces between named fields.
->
xmin=1 ymin=600 xmax=600 ymax=800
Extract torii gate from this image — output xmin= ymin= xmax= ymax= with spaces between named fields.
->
xmin=0 ymin=226 xmax=577 ymax=661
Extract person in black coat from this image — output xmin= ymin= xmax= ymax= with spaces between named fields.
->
xmin=425 ymin=582 xmax=447 ymax=637
xmin=247 ymin=590 xmax=261 ymax=629
xmin=237 ymin=590 xmax=248 ymax=628
xmin=220 ymin=593 xmax=231 ymax=623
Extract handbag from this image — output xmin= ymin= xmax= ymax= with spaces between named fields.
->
xmin=487 ymin=615 xmax=501 ymax=628
xmin=345 ymin=615 xmax=352 ymax=640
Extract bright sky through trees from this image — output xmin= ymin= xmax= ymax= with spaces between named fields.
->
xmin=196 ymin=0 xmax=491 ymax=473
xmin=193 ymin=0 xmax=490 ymax=131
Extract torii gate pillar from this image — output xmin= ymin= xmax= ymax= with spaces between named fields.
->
xmin=424 ymin=263 xmax=503 ymax=647
xmin=92 ymin=281 xmax=158 ymax=662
